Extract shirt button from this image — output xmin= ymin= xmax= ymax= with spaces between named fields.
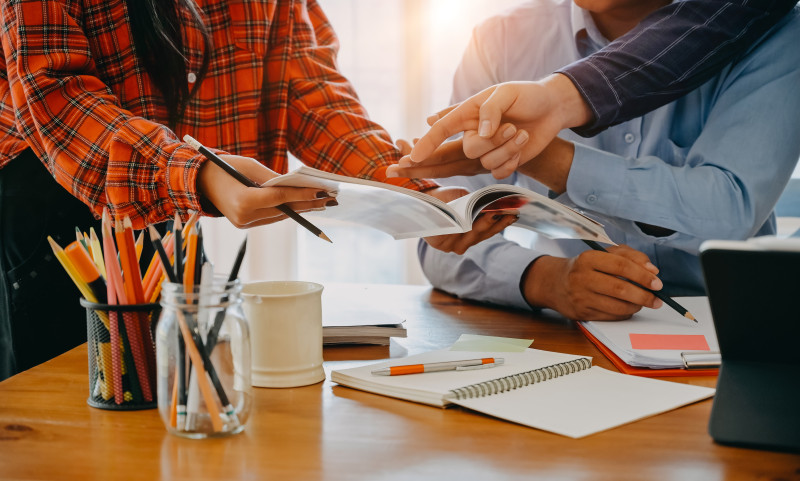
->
xmin=586 ymin=194 xmax=598 ymax=204
xmin=187 ymin=72 xmax=197 ymax=84
xmin=624 ymin=133 xmax=635 ymax=144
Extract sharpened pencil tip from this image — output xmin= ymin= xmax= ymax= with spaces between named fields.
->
xmin=320 ymin=232 xmax=333 ymax=243
xmin=685 ymin=312 xmax=697 ymax=323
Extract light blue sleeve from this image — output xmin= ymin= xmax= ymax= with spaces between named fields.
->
xmin=418 ymin=235 xmax=543 ymax=311
xmin=566 ymin=14 xmax=800 ymax=254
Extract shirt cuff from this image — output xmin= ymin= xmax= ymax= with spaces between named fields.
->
xmin=557 ymin=63 xmax=621 ymax=137
xmin=565 ymin=142 xmax=626 ymax=217
xmin=167 ymin=145 xmax=206 ymax=217
xmin=483 ymin=244 xmax=544 ymax=310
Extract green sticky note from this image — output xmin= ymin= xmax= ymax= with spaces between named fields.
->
xmin=449 ymin=334 xmax=534 ymax=352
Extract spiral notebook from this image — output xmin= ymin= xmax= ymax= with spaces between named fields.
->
xmin=331 ymin=348 xmax=715 ymax=438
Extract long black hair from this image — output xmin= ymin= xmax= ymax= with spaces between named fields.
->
xmin=125 ymin=0 xmax=211 ymax=127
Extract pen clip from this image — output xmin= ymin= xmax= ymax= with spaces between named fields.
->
xmin=456 ymin=363 xmax=497 ymax=371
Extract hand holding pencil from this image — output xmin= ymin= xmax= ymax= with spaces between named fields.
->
xmin=186 ymin=135 xmax=333 ymax=240
xmin=523 ymin=243 xmax=682 ymax=322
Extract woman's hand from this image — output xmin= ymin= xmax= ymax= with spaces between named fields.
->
xmin=197 ymin=154 xmax=334 ymax=228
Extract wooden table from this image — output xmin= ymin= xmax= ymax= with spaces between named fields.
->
xmin=0 ymin=284 xmax=796 ymax=480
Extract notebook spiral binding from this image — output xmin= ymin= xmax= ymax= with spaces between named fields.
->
xmin=447 ymin=357 xmax=592 ymax=400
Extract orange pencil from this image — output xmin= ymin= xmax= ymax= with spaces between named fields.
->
xmin=101 ymin=211 xmax=124 ymax=404
xmin=143 ymin=232 xmax=172 ymax=301
xmin=114 ymin=216 xmax=153 ymax=401
xmin=183 ymin=225 xmax=198 ymax=292
xmin=175 ymin=309 xmax=225 ymax=432
xmin=118 ymin=217 xmax=145 ymax=304
xmin=147 ymin=233 xmax=174 ymax=303
xmin=102 ymin=209 xmax=143 ymax=404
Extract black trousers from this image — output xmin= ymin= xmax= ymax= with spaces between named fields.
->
xmin=0 ymin=149 xmax=103 ymax=380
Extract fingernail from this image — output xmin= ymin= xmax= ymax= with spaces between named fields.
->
xmin=515 ymin=130 xmax=529 ymax=145
xmin=652 ymin=299 xmax=663 ymax=309
xmin=426 ymin=114 xmax=439 ymax=125
xmin=645 ymin=262 xmax=659 ymax=274
xmin=326 ymin=199 xmax=339 ymax=207
xmin=502 ymin=125 xmax=515 ymax=139
xmin=650 ymin=277 xmax=663 ymax=290
xmin=479 ymin=120 xmax=491 ymax=137
xmin=385 ymin=167 xmax=398 ymax=178
xmin=316 ymin=191 xmax=330 ymax=198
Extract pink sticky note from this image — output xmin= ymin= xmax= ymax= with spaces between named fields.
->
xmin=629 ymin=333 xmax=710 ymax=351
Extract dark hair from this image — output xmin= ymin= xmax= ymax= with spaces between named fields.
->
xmin=126 ymin=0 xmax=211 ymax=127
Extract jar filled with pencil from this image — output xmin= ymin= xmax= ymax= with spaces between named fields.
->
xmin=151 ymin=221 xmax=252 ymax=438
xmin=49 ymin=208 xmax=166 ymax=410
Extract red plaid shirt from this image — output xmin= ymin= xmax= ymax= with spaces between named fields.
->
xmin=0 ymin=0 xmax=433 ymax=227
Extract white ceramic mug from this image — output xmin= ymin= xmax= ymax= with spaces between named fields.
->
xmin=241 ymin=281 xmax=325 ymax=388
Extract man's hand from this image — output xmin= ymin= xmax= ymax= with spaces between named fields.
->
xmin=522 ymin=245 xmax=664 ymax=321
xmin=407 ymin=74 xmax=591 ymax=180
xmin=197 ymin=154 xmax=334 ymax=228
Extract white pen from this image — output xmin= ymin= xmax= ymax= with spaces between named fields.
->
xmin=371 ymin=357 xmax=505 ymax=376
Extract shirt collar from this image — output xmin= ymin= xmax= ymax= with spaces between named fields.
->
xmin=570 ymin=2 xmax=610 ymax=57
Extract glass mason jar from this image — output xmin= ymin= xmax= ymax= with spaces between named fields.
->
xmin=156 ymin=277 xmax=252 ymax=438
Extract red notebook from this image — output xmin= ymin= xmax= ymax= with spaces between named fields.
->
xmin=577 ymin=323 xmax=718 ymax=378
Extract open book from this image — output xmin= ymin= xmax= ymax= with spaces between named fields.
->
xmin=331 ymin=348 xmax=715 ymax=438
xmin=264 ymin=166 xmax=613 ymax=242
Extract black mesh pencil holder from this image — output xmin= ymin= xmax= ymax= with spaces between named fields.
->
xmin=81 ymin=299 xmax=162 ymax=410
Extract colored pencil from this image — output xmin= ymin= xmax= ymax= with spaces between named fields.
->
xmin=88 ymin=228 xmax=106 ymax=279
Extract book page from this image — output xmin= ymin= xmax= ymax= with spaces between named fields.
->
xmin=448 ymin=185 xmax=615 ymax=244
xmin=452 ymin=366 xmax=714 ymax=438
xmin=579 ymin=297 xmax=719 ymax=369
xmin=263 ymin=166 xmax=465 ymax=239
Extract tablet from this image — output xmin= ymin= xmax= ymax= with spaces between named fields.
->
xmin=699 ymin=239 xmax=800 ymax=452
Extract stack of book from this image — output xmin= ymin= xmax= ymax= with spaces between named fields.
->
xmin=323 ymin=308 xmax=406 ymax=345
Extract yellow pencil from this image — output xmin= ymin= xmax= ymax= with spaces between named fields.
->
xmin=134 ymin=230 xmax=144 ymax=262
xmin=48 ymin=236 xmax=95 ymax=303
xmin=89 ymin=227 xmax=106 ymax=280
xmin=48 ymin=236 xmax=113 ymax=400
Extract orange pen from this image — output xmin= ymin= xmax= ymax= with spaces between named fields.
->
xmin=371 ymin=358 xmax=505 ymax=376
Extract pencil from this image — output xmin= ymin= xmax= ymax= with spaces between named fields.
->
xmin=582 ymin=240 xmax=697 ymax=323
xmin=76 ymin=227 xmax=90 ymax=254
xmin=48 ymin=236 xmax=95 ymax=305
xmin=101 ymin=211 xmax=124 ymax=404
xmin=103 ymin=209 xmax=144 ymax=404
xmin=114 ymin=216 xmax=154 ymax=401
xmin=134 ymin=231 xmax=144 ymax=262
xmin=182 ymin=134 xmax=332 ymax=243
xmin=206 ymin=235 xmax=246 ymax=353
xmin=88 ymin=228 xmax=106 ymax=279
xmin=64 ymin=241 xmax=108 ymax=304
